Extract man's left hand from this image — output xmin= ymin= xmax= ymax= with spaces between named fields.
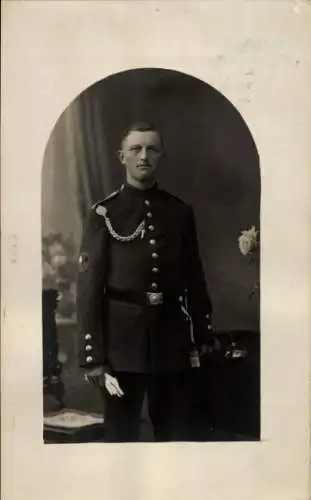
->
xmin=199 ymin=337 xmax=222 ymax=356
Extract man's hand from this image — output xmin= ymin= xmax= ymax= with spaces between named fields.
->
xmin=84 ymin=367 xmax=124 ymax=397
xmin=103 ymin=373 xmax=124 ymax=398
xmin=199 ymin=337 xmax=222 ymax=356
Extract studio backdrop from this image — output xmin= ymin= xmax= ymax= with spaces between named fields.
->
xmin=42 ymin=67 xmax=260 ymax=331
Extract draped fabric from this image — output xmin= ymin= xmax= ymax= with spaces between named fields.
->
xmin=76 ymin=93 xmax=114 ymax=218
xmin=42 ymin=93 xmax=114 ymax=247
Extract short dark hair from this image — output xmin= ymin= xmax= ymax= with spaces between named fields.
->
xmin=120 ymin=122 xmax=163 ymax=149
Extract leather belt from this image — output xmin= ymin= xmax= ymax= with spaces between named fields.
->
xmin=106 ymin=286 xmax=183 ymax=307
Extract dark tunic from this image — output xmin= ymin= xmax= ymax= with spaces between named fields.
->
xmin=76 ymin=182 xmax=213 ymax=374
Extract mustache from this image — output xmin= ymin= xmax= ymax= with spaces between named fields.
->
xmin=137 ymin=161 xmax=151 ymax=167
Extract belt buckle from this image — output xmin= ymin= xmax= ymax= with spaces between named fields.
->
xmin=146 ymin=292 xmax=163 ymax=306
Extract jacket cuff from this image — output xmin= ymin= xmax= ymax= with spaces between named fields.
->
xmin=79 ymin=331 xmax=105 ymax=368
xmin=82 ymin=363 xmax=112 ymax=374
xmin=192 ymin=311 xmax=216 ymax=348
xmin=205 ymin=335 xmax=217 ymax=348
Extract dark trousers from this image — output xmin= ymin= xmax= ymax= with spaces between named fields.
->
xmin=103 ymin=371 xmax=191 ymax=442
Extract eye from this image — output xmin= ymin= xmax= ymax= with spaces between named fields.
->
xmin=129 ymin=146 xmax=141 ymax=152
xmin=149 ymin=146 xmax=161 ymax=154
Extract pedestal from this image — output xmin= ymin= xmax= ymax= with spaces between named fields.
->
xmin=42 ymin=289 xmax=65 ymax=411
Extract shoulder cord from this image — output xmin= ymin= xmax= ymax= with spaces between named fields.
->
xmin=102 ymin=209 xmax=146 ymax=242
xmin=180 ymin=293 xmax=194 ymax=344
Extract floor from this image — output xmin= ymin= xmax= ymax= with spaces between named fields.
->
xmin=43 ymin=397 xmax=258 ymax=444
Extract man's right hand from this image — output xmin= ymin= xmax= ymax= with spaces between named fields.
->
xmin=103 ymin=373 xmax=124 ymax=398
xmin=84 ymin=367 xmax=124 ymax=397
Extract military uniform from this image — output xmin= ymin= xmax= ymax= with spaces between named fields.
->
xmin=76 ymin=181 xmax=214 ymax=441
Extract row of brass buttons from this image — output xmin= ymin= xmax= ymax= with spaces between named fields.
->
xmin=84 ymin=333 xmax=94 ymax=363
xmin=145 ymin=200 xmax=160 ymax=292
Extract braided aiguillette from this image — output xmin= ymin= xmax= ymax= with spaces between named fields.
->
xmin=96 ymin=205 xmax=145 ymax=242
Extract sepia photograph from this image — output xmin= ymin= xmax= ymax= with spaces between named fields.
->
xmin=42 ymin=67 xmax=260 ymax=443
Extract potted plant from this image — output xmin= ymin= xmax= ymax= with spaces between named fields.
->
xmin=42 ymin=232 xmax=78 ymax=319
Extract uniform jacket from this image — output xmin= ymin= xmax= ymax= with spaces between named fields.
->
xmin=76 ymin=182 xmax=214 ymax=374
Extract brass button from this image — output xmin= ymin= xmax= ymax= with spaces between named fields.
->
xmin=85 ymin=334 xmax=92 ymax=340
xmin=144 ymin=200 xmax=150 ymax=206
xmin=86 ymin=356 xmax=93 ymax=363
xmin=151 ymin=252 xmax=158 ymax=259
xmin=149 ymin=239 xmax=156 ymax=245
xmin=151 ymin=283 xmax=158 ymax=290
xmin=152 ymin=267 xmax=159 ymax=273
xmin=148 ymin=225 xmax=155 ymax=231
xmin=85 ymin=345 xmax=92 ymax=351
xmin=146 ymin=212 xmax=153 ymax=218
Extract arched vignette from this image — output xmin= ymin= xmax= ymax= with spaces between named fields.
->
xmin=41 ymin=69 xmax=261 ymax=436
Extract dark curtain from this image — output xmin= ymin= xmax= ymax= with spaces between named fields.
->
xmin=76 ymin=93 xmax=114 ymax=219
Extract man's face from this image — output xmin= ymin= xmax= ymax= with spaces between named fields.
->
xmin=119 ymin=130 xmax=162 ymax=184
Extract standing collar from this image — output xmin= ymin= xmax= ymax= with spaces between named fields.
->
xmin=121 ymin=181 xmax=160 ymax=199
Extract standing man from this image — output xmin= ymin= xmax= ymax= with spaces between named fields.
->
xmin=76 ymin=122 xmax=217 ymax=442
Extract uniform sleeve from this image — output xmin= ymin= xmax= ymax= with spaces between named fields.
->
xmin=76 ymin=207 xmax=110 ymax=370
xmin=182 ymin=206 xmax=214 ymax=348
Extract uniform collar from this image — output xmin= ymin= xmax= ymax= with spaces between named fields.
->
xmin=122 ymin=181 xmax=159 ymax=199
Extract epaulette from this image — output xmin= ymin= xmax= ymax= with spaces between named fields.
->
xmin=90 ymin=189 xmax=121 ymax=211
xmin=165 ymin=191 xmax=186 ymax=204
xmin=103 ymin=188 xmax=121 ymax=202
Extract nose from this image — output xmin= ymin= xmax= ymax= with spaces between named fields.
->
xmin=139 ymin=147 xmax=148 ymax=160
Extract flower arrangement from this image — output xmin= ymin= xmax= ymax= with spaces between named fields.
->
xmin=238 ymin=225 xmax=260 ymax=296
xmin=238 ymin=225 xmax=259 ymax=260
xmin=42 ymin=232 xmax=78 ymax=319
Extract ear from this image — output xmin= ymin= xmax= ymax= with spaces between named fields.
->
xmin=118 ymin=149 xmax=126 ymax=165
